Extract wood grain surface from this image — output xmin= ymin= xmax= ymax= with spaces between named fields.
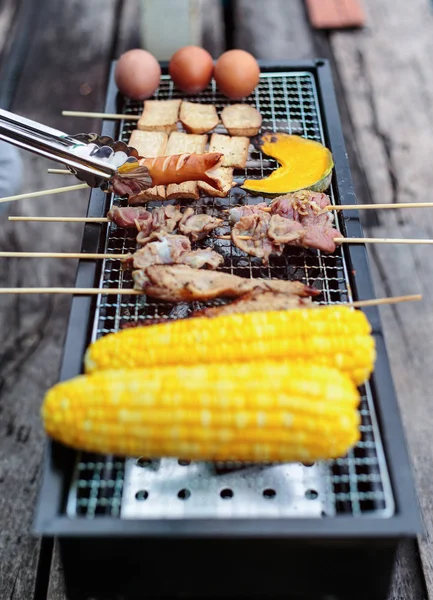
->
xmin=330 ymin=1 xmax=433 ymax=597
xmin=0 ymin=0 xmax=119 ymax=597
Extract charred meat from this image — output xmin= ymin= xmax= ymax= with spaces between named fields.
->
xmin=190 ymin=289 xmax=314 ymax=318
xmin=132 ymin=264 xmax=319 ymax=302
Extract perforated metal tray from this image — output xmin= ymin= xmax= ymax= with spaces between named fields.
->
xmin=35 ymin=61 xmax=420 ymax=545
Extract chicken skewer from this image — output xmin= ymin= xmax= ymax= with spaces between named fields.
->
xmin=11 ymin=206 xmax=223 ymax=244
xmin=0 ymin=235 xmax=225 ymax=271
xmin=0 ymin=287 xmax=421 ymax=310
xmin=217 ymin=234 xmax=433 ymax=245
xmin=218 ymin=193 xmax=433 ymax=262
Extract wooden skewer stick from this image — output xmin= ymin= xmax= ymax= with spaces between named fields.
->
xmin=225 ymin=202 xmax=433 ymax=213
xmin=330 ymin=203 xmax=433 ymax=211
xmin=47 ymin=168 xmax=71 ymax=174
xmin=0 ymin=183 xmax=88 ymax=204
xmin=9 ymin=216 xmax=109 ymax=223
xmin=0 ymin=288 xmax=142 ymax=295
xmin=336 ymin=237 xmax=433 ymax=245
xmin=0 ymin=252 xmax=125 ymax=259
xmin=62 ymin=110 xmax=140 ymax=121
xmin=0 ymin=289 xmax=421 ymax=308
xmin=349 ymin=294 xmax=422 ymax=308
xmin=216 ymin=235 xmax=433 ymax=245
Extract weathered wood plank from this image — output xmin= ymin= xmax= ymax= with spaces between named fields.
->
xmin=329 ymin=1 xmax=433 ymax=596
xmin=0 ymin=0 xmax=118 ymax=598
xmin=234 ymin=0 xmax=314 ymax=58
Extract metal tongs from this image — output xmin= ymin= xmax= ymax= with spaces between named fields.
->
xmin=0 ymin=109 xmax=144 ymax=192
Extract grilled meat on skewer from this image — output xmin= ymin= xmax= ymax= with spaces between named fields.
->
xmin=228 ymin=203 xmax=268 ymax=225
xmin=120 ymin=289 xmax=314 ymax=329
xmin=190 ymin=289 xmax=314 ymax=318
xmin=106 ymin=205 xmax=222 ymax=246
xmin=178 ymin=207 xmax=223 ymax=242
xmin=106 ymin=206 xmax=152 ymax=229
xmin=229 ymin=191 xmax=340 ymax=260
xmin=232 ymin=212 xmax=283 ymax=264
xmin=136 ymin=205 xmax=184 ymax=244
xmin=123 ymin=234 xmax=223 ymax=271
xmin=132 ymin=264 xmax=319 ymax=302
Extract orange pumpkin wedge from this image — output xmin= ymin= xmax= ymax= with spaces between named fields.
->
xmin=242 ymin=133 xmax=334 ymax=195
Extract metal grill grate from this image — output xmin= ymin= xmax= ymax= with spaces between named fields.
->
xmin=67 ymin=72 xmax=394 ymax=519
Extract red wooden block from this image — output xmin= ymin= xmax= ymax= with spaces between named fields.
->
xmin=305 ymin=0 xmax=366 ymax=29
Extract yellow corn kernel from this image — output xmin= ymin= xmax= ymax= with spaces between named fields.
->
xmin=84 ymin=306 xmax=375 ymax=385
xmin=42 ymin=361 xmax=361 ymax=463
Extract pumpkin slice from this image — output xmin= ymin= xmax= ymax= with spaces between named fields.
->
xmin=242 ymin=132 xmax=334 ymax=195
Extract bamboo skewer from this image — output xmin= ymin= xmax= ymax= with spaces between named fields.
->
xmin=0 ymin=288 xmax=422 ymax=308
xmin=62 ymin=110 xmax=140 ymax=121
xmin=0 ymin=252 xmax=125 ymax=259
xmin=47 ymin=168 xmax=71 ymax=174
xmin=0 ymin=183 xmax=88 ymax=204
xmin=231 ymin=202 xmax=433 ymax=213
xmin=8 ymin=219 xmax=433 ymax=246
xmin=350 ymin=294 xmax=421 ymax=308
xmin=9 ymin=216 xmax=109 ymax=223
xmin=336 ymin=237 xmax=433 ymax=245
xmin=0 ymin=288 xmax=142 ymax=295
xmin=330 ymin=203 xmax=433 ymax=211
xmin=216 ymin=235 xmax=433 ymax=245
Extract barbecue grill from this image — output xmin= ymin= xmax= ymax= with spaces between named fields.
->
xmin=34 ymin=60 xmax=421 ymax=600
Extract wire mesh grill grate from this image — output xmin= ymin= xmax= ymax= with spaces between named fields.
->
xmin=67 ymin=72 xmax=394 ymax=519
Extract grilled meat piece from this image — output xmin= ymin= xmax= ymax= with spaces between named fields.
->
xmin=136 ymin=205 xmax=183 ymax=245
xmin=230 ymin=191 xmax=340 ymax=259
xmin=270 ymin=190 xmax=329 ymax=220
xmin=270 ymin=191 xmax=340 ymax=253
xmin=132 ymin=264 xmax=319 ymax=302
xmin=107 ymin=206 xmax=152 ymax=230
xmin=267 ymin=214 xmax=304 ymax=245
xmin=181 ymin=249 xmax=224 ymax=270
xmin=179 ymin=208 xmax=223 ymax=242
xmin=129 ymin=234 xmax=223 ymax=270
xmin=191 ymin=289 xmax=314 ymax=318
xmin=229 ymin=203 xmax=268 ymax=225
xmin=131 ymin=234 xmax=190 ymax=269
xmin=120 ymin=289 xmax=314 ymax=329
xmin=232 ymin=212 xmax=281 ymax=264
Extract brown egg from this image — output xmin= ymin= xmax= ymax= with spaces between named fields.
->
xmin=169 ymin=46 xmax=214 ymax=94
xmin=115 ymin=49 xmax=161 ymax=100
xmin=214 ymin=50 xmax=260 ymax=100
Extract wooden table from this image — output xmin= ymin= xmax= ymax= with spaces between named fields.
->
xmin=0 ymin=0 xmax=431 ymax=597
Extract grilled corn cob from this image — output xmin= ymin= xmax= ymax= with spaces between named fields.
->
xmin=42 ymin=361 xmax=360 ymax=463
xmin=84 ymin=306 xmax=375 ymax=385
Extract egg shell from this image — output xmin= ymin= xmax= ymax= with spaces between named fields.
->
xmin=115 ymin=49 xmax=161 ymax=100
xmin=214 ymin=50 xmax=260 ymax=100
xmin=169 ymin=46 xmax=214 ymax=94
